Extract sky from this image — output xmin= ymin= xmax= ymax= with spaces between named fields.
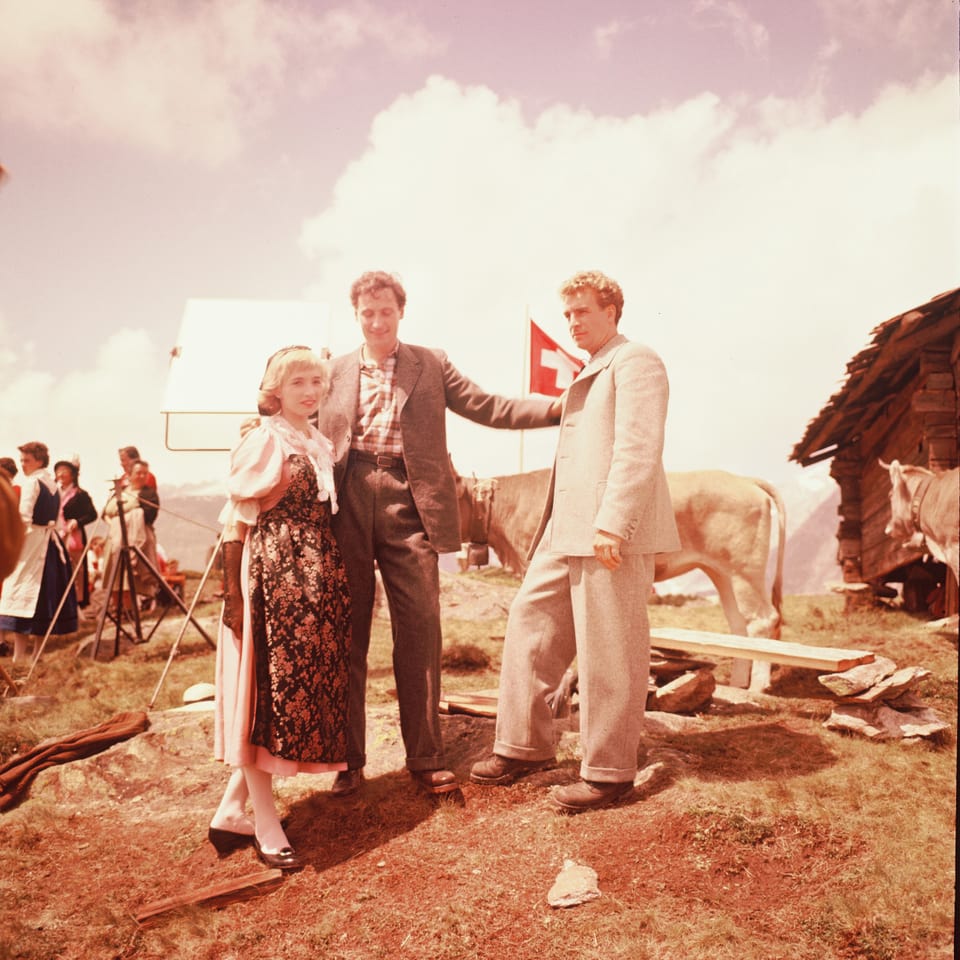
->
xmin=1 ymin=0 xmax=958 ymax=512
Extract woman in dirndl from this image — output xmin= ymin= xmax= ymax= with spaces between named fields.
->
xmin=208 ymin=347 xmax=351 ymax=871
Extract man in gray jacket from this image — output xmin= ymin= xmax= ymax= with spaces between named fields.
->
xmin=318 ymin=271 xmax=559 ymax=797
xmin=471 ymin=270 xmax=680 ymax=812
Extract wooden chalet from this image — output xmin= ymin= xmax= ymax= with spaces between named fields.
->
xmin=790 ymin=286 xmax=960 ymax=616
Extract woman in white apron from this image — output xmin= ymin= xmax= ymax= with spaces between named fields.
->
xmin=0 ymin=442 xmax=78 ymax=663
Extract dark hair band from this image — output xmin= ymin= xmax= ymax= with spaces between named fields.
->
xmin=260 ymin=345 xmax=313 ymax=388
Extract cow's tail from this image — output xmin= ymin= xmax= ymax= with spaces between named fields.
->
xmin=754 ymin=478 xmax=786 ymax=631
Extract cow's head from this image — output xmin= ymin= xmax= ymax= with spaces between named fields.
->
xmin=880 ymin=458 xmax=926 ymax=549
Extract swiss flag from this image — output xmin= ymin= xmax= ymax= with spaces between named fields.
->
xmin=529 ymin=320 xmax=584 ymax=396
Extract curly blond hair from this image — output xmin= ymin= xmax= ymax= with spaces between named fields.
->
xmin=558 ymin=271 xmax=624 ymax=323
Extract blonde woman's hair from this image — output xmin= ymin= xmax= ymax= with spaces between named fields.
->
xmin=257 ymin=346 xmax=330 ymax=416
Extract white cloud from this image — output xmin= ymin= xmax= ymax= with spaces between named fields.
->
xmin=2 ymin=71 xmax=955 ymax=500
xmin=692 ymin=0 xmax=770 ymax=55
xmin=0 ymin=327 xmax=227 ymax=498
xmin=300 ymin=72 xmax=959 ymax=484
xmin=0 ymin=0 xmax=444 ymax=165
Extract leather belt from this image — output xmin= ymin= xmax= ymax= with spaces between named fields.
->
xmin=351 ymin=450 xmax=405 ymax=471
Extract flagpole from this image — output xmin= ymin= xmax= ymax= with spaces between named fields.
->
xmin=520 ymin=304 xmax=530 ymax=473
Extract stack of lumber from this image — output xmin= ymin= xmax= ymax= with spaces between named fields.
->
xmin=440 ymin=630 xmax=879 ymax=719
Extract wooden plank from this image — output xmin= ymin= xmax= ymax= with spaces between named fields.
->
xmin=439 ymin=690 xmax=499 ymax=718
xmin=650 ymin=628 xmax=874 ymax=672
xmin=134 ymin=869 xmax=284 ymax=926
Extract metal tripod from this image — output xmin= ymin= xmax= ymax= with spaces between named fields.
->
xmin=91 ymin=479 xmax=214 ymax=658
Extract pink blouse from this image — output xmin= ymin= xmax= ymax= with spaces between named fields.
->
xmin=218 ymin=415 xmax=337 ymax=530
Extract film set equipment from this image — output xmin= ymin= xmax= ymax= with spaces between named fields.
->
xmin=91 ymin=477 xmax=214 ymax=658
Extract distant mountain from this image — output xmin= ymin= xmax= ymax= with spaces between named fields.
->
xmin=154 ymin=489 xmax=224 ymax=573
xmin=782 ymin=484 xmax=841 ymax=595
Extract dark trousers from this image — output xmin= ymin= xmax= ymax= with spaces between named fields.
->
xmin=332 ymin=457 xmax=445 ymax=772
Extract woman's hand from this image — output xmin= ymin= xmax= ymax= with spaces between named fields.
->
xmin=220 ymin=540 xmax=245 ymax=635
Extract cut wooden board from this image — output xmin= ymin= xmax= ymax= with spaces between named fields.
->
xmin=440 ymin=632 xmax=874 ymax=718
xmin=439 ymin=689 xmax=499 ymax=718
xmin=650 ymin=628 xmax=874 ymax=673
xmin=134 ymin=869 xmax=284 ymax=926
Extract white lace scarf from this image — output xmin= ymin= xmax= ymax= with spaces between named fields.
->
xmin=266 ymin=415 xmax=338 ymax=514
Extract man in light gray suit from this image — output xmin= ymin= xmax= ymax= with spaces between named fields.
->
xmin=317 ymin=271 xmax=560 ymax=797
xmin=471 ymin=270 xmax=680 ymax=813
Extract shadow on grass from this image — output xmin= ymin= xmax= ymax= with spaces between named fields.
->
xmin=661 ymin=720 xmax=838 ymax=781
xmin=285 ymin=773 xmax=441 ymax=873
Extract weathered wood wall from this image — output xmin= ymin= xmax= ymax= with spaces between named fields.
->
xmin=831 ymin=330 xmax=959 ymax=615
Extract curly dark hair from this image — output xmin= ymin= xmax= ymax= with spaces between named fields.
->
xmin=349 ymin=271 xmax=407 ymax=311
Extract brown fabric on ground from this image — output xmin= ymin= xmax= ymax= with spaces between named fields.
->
xmin=0 ymin=710 xmax=149 ymax=811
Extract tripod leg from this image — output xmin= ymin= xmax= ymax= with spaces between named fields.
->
xmin=149 ymin=532 xmax=224 ymax=709
xmin=91 ymin=551 xmax=122 ymax=659
xmin=132 ymin=545 xmax=215 ymax=648
xmin=120 ymin=547 xmax=144 ymax=646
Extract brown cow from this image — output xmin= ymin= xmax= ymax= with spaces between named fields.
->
xmin=882 ymin=459 xmax=959 ymax=584
xmin=455 ymin=467 xmax=785 ymax=641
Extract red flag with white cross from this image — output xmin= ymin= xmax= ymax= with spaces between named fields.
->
xmin=529 ymin=320 xmax=583 ymax=396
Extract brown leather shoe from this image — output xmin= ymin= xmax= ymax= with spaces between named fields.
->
xmin=551 ymin=779 xmax=634 ymax=814
xmin=410 ymin=768 xmax=460 ymax=795
xmin=331 ymin=768 xmax=364 ymax=798
xmin=469 ymin=753 xmax=556 ymax=785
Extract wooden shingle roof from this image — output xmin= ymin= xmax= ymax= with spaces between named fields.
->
xmin=790 ymin=286 xmax=960 ymax=466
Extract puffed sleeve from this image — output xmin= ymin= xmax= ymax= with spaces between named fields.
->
xmin=217 ymin=426 xmax=285 ymax=529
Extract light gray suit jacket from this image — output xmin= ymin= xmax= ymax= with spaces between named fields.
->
xmin=318 ymin=342 xmax=559 ymax=554
xmin=530 ymin=333 xmax=680 ymax=558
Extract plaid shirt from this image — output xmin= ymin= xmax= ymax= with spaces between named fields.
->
xmin=352 ymin=346 xmax=403 ymax=456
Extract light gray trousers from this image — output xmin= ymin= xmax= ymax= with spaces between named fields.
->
xmin=493 ymin=537 xmax=654 ymax=783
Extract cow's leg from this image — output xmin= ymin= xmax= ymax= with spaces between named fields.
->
xmin=730 ymin=575 xmax=781 ymax=691
xmin=699 ymin=569 xmax=754 ymax=688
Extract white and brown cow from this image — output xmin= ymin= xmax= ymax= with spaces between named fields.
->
xmin=455 ymin=466 xmax=786 ymax=642
xmin=882 ymin=459 xmax=959 ymax=585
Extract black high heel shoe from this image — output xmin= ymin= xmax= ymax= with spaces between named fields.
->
xmin=253 ymin=836 xmax=304 ymax=870
xmin=207 ymin=826 xmax=254 ymax=857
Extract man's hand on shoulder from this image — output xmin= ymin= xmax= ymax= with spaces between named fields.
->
xmin=240 ymin=417 xmax=261 ymax=438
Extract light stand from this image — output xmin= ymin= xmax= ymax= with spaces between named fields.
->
xmin=148 ymin=529 xmax=224 ymax=709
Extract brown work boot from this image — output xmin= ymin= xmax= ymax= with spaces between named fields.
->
xmin=469 ymin=753 xmax=556 ymax=785
xmin=551 ymin=779 xmax=634 ymax=814
xmin=410 ymin=768 xmax=460 ymax=795
xmin=330 ymin=768 xmax=364 ymax=798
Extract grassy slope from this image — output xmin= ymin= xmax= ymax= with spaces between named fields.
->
xmin=0 ymin=576 xmax=955 ymax=960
